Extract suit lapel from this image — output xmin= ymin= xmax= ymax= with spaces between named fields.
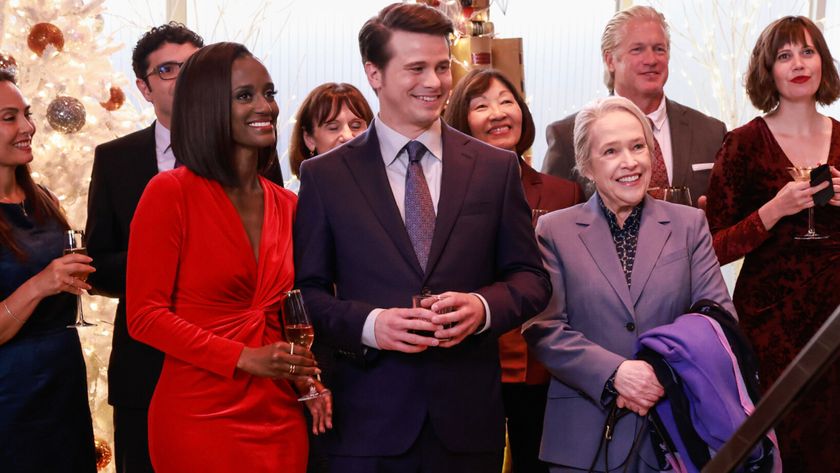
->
xmin=666 ymin=100 xmax=692 ymax=188
xmin=520 ymin=159 xmax=543 ymax=210
xmin=629 ymin=196 xmax=671 ymax=306
xmin=139 ymin=123 xmax=159 ymax=182
xmin=343 ymin=127 xmax=424 ymax=277
xmin=577 ymin=197 xmax=634 ymax=316
xmin=423 ymin=125 xmax=476 ymax=281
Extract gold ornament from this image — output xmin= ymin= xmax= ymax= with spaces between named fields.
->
xmin=47 ymin=96 xmax=86 ymax=133
xmin=0 ymin=52 xmax=16 ymax=75
xmin=94 ymin=437 xmax=112 ymax=470
xmin=100 ymin=86 xmax=125 ymax=111
xmin=27 ymin=23 xmax=65 ymax=56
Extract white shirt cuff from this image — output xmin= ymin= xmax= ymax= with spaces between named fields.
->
xmin=362 ymin=308 xmax=383 ymax=349
xmin=471 ymin=293 xmax=491 ymax=334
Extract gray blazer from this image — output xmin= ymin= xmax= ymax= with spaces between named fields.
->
xmin=541 ymin=99 xmax=726 ymax=206
xmin=522 ymin=194 xmax=735 ymax=470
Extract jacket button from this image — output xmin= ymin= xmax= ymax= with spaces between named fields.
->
xmin=625 ymin=322 xmax=636 ymax=332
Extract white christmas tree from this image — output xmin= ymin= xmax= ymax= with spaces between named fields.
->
xmin=1 ymin=0 xmax=145 ymax=470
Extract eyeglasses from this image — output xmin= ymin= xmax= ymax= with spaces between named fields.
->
xmin=143 ymin=61 xmax=184 ymax=81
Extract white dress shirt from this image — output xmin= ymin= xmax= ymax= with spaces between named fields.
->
xmin=361 ymin=117 xmax=491 ymax=349
xmin=154 ymin=121 xmax=177 ymax=173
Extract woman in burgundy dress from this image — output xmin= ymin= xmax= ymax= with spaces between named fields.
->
xmin=706 ymin=16 xmax=840 ymax=471
xmin=127 ymin=43 xmax=330 ymax=472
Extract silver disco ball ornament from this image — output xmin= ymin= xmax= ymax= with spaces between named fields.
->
xmin=47 ymin=96 xmax=86 ymax=134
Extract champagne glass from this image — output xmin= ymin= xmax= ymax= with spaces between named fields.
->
xmin=662 ymin=186 xmax=693 ymax=207
xmin=787 ymin=166 xmax=829 ymax=240
xmin=283 ymin=289 xmax=328 ymax=401
xmin=64 ymin=230 xmax=96 ymax=328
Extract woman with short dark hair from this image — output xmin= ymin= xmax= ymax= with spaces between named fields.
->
xmin=706 ymin=15 xmax=840 ymax=471
xmin=445 ymin=68 xmax=582 ymax=473
xmin=126 ymin=42 xmax=330 ymax=472
xmin=0 ymin=70 xmax=96 ymax=472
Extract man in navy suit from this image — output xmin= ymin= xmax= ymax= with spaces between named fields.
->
xmin=293 ymin=3 xmax=550 ymax=472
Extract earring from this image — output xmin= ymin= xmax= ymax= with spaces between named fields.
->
xmin=309 ymin=148 xmax=316 ymax=158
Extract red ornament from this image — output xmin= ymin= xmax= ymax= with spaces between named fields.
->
xmin=0 ymin=52 xmax=16 ymax=74
xmin=100 ymin=86 xmax=126 ymax=111
xmin=27 ymin=23 xmax=65 ymax=56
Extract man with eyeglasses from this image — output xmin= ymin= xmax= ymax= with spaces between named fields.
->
xmin=85 ymin=23 xmax=202 ymax=473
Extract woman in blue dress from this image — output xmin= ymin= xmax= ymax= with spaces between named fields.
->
xmin=0 ymin=70 xmax=96 ymax=472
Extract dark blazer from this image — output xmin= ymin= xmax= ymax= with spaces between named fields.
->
xmin=86 ymin=123 xmax=284 ymax=408
xmin=541 ymin=99 xmax=726 ymax=205
xmin=294 ymin=122 xmax=551 ymax=457
xmin=522 ymin=195 xmax=734 ymax=470
xmin=521 ymin=159 xmax=583 ymax=214
xmin=86 ymin=124 xmax=162 ymax=408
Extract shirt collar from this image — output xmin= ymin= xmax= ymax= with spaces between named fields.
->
xmin=375 ymin=116 xmax=443 ymax=166
xmin=646 ymin=95 xmax=668 ymax=132
xmin=597 ymin=193 xmax=644 ymax=234
xmin=154 ymin=120 xmax=172 ymax=154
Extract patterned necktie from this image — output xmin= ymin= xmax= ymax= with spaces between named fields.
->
xmin=403 ymin=140 xmax=435 ymax=271
xmin=648 ymin=118 xmax=669 ymax=191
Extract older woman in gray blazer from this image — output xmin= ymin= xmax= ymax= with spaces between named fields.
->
xmin=523 ymin=96 xmax=735 ymax=472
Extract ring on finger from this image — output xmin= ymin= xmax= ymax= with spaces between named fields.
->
xmin=289 ymin=364 xmax=297 ymax=374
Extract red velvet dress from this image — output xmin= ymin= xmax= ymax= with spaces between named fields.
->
xmin=706 ymin=117 xmax=840 ymax=472
xmin=126 ymin=168 xmax=306 ymax=473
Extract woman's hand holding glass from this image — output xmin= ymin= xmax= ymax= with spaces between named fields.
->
xmin=759 ymin=176 xmax=829 ymax=230
xmin=236 ymin=340 xmax=319 ymax=381
xmin=31 ymin=253 xmax=94 ymax=297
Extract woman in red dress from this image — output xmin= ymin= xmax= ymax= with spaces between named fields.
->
xmin=706 ymin=16 xmax=840 ymax=471
xmin=127 ymin=42 xmax=331 ymax=472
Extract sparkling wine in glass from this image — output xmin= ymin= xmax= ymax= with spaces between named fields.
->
xmin=283 ymin=289 xmax=328 ymax=401
xmin=662 ymin=186 xmax=693 ymax=206
xmin=64 ymin=230 xmax=96 ymax=327
xmin=787 ymin=166 xmax=829 ymax=240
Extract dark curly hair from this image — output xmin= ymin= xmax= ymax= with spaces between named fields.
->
xmin=132 ymin=22 xmax=204 ymax=83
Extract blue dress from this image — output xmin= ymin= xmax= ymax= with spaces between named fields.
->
xmin=0 ymin=200 xmax=96 ymax=473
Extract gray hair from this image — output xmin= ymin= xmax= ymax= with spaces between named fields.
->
xmin=573 ymin=96 xmax=655 ymax=180
xmin=601 ymin=5 xmax=670 ymax=93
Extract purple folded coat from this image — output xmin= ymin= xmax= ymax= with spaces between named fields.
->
xmin=638 ymin=314 xmax=780 ymax=473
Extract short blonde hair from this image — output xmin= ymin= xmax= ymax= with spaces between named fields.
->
xmin=573 ymin=96 xmax=655 ymax=180
xmin=601 ymin=6 xmax=670 ymax=93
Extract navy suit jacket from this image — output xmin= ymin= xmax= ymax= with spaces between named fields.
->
xmin=523 ymin=195 xmax=735 ymax=469
xmin=294 ymin=122 xmax=551 ymax=456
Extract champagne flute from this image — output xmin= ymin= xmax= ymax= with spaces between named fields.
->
xmin=64 ymin=230 xmax=96 ymax=328
xmin=787 ymin=166 xmax=829 ymax=240
xmin=662 ymin=186 xmax=693 ymax=207
xmin=283 ymin=289 xmax=328 ymax=401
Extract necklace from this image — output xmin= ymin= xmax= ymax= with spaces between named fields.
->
xmin=0 ymin=196 xmax=27 ymax=217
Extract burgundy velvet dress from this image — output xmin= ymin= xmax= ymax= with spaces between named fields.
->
xmin=706 ymin=117 xmax=840 ymax=472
